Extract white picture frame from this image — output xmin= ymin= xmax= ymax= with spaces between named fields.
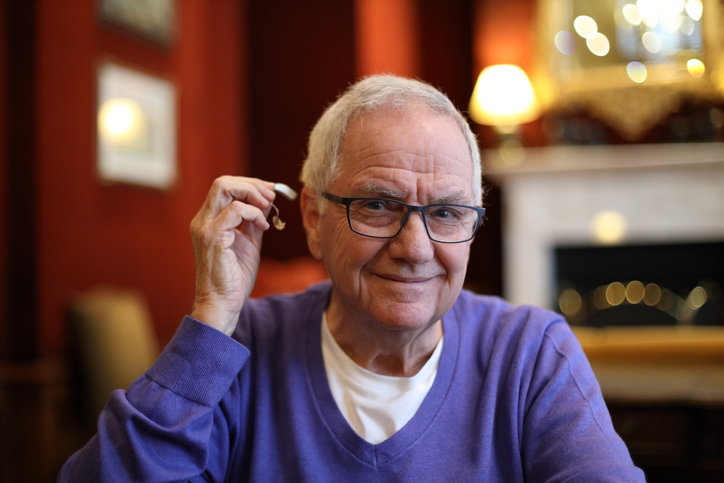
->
xmin=96 ymin=61 xmax=177 ymax=190
xmin=97 ymin=0 xmax=176 ymax=47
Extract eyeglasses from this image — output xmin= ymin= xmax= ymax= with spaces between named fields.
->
xmin=322 ymin=192 xmax=485 ymax=244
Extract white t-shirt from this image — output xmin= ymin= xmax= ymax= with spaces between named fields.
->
xmin=320 ymin=313 xmax=443 ymax=444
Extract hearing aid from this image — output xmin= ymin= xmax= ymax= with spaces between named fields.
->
xmin=270 ymin=183 xmax=298 ymax=230
xmin=274 ymin=183 xmax=298 ymax=201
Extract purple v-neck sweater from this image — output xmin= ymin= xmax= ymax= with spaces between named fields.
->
xmin=59 ymin=281 xmax=645 ymax=482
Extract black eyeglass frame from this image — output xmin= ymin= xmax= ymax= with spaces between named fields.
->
xmin=322 ymin=191 xmax=486 ymax=244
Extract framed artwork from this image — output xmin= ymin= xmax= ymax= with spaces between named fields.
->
xmin=97 ymin=0 xmax=176 ymax=47
xmin=96 ymin=61 xmax=177 ymax=190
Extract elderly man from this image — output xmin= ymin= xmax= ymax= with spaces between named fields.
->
xmin=60 ymin=76 xmax=644 ymax=481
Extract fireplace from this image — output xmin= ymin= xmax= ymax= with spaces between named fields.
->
xmin=554 ymin=241 xmax=723 ymax=326
xmin=485 ymin=142 xmax=724 ymax=326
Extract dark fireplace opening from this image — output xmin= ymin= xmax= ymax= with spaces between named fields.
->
xmin=554 ymin=241 xmax=724 ymax=327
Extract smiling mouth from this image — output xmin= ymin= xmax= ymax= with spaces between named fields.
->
xmin=378 ymin=274 xmax=433 ymax=283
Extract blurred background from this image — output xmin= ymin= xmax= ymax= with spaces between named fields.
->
xmin=0 ymin=0 xmax=723 ymax=481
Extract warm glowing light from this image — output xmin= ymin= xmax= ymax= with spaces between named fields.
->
xmin=661 ymin=0 xmax=686 ymax=17
xmin=642 ymin=16 xmax=659 ymax=28
xmin=591 ymin=210 xmax=627 ymax=244
xmin=685 ymin=0 xmax=703 ymax=21
xmin=594 ymin=286 xmax=609 ymax=310
xmin=574 ymin=15 xmax=598 ymax=39
xmin=679 ymin=16 xmax=695 ymax=35
xmin=622 ymin=4 xmax=642 ymax=25
xmin=559 ymin=289 xmax=583 ymax=316
xmin=687 ymin=286 xmax=707 ymax=309
xmin=554 ymin=31 xmax=576 ymax=55
xmin=625 ymin=281 xmax=645 ymax=304
xmin=469 ymin=65 xmax=541 ymax=127
xmin=587 ymin=33 xmax=610 ymax=56
xmin=643 ymin=283 xmax=662 ymax=306
xmin=687 ymin=58 xmax=705 ymax=77
xmin=642 ymin=32 xmax=662 ymax=53
xmin=606 ymin=282 xmax=626 ymax=306
xmin=98 ymin=98 xmax=145 ymax=143
xmin=637 ymin=0 xmax=659 ymax=22
xmin=627 ymin=62 xmax=648 ymax=83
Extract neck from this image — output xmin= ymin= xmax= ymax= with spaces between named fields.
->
xmin=325 ymin=301 xmax=443 ymax=378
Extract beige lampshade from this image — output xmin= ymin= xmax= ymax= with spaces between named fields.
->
xmin=469 ymin=65 xmax=541 ymax=127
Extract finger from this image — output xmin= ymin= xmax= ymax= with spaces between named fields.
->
xmin=203 ymin=177 xmax=276 ymax=220
xmin=224 ymin=177 xmax=277 ymax=204
xmin=215 ymin=200 xmax=271 ymax=235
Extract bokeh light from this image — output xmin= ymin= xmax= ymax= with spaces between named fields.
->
xmin=679 ymin=16 xmax=695 ymax=35
xmin=591 ymin=210 xmax=627 ymax=244
xmin=627 ymin=62 xmax=648 ymax=83
xmin=554 ymin=31 xmax=576 ymax=55
xmin=594 ymin=286 xmax=609 ymax=310
xmin=685 ymin=0 xmax=703 ymax=21
xmin=625 ymin=281 xmax=645 ymax=304
xmin=606 ymin=282 xmax=626 ymax=306
xmin=587 ymin=33 xmax=610 ymax=56
xmin=559 ymin=288 xmax=583 ymax=316
xmin=637 ymin=0 xmax=660 ymax=27
xmin=687 ymin=58 xmax=705 ymax=77
xmin=98 ymin=98 xmax=146 ymax=144
xmin=642 ymin=32 xmax=662 ymax=54
xmin=574 ymin=15 xmax=598 ymax=39
xmin=687 ymin=286 xmax=707 ymax=309
xmin=643 ymin=283 xmax=662 ymax=306
xmin=622 ymin=4 xmax=642 ymax=25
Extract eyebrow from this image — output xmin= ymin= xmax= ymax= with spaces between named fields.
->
xmin=353 ymin=183 xmax=470 ymax=205
xmin=431 ymin=191 xmax=469 ymax=204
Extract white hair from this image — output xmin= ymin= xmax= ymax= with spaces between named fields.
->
xmin=300 ymin=75 xmax=482 ymax=208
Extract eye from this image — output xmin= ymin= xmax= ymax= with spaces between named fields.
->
xmin=430 ymin=206 xmax=461 ymax=220
xmin=362 ymin=200 xmax=386 ymax=211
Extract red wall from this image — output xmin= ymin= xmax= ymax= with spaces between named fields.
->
xmin=473 ymin=0 xmax=535 ymax=72
xmin=355 ymin=0 xmax=420 ymax=78
xmin=35 ymin=0 xmax=248 ymax=356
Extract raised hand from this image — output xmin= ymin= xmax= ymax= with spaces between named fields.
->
xmin=189 ymin=176 xmax=276 ymax=335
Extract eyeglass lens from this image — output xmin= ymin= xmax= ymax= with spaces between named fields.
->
xmin=347 ymin=199 xmax=478 ymax=242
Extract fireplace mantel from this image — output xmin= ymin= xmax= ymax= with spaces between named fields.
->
xmin=483 ymin=143 xmax=724 ymax=309
xmin=484 ymin=143 xmax=724 ymax=177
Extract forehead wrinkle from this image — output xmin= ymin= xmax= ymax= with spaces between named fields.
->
xmin=354 ymin=182 xmax=405 ymax=199
xmin=358 ymin=150 xmax=465 ymax=172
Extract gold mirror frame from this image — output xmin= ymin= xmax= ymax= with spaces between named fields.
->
xmin=534 ymin=0 xmax=724 ymax=140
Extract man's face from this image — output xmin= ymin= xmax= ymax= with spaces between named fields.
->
xmin=304 ymin=107 xmax=475 ymax=333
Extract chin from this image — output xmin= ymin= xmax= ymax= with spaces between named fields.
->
xmin=367 ymin=302 xmax=441 ymax=332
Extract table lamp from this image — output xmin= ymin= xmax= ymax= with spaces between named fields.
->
xmin=469 ymin=64 xmax=541 ymax=132
xmin=469 ymin=64 xmax=541 ymax=163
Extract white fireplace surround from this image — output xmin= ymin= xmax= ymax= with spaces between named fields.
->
xmin=484 ymin=143 xmax=724 ymax=309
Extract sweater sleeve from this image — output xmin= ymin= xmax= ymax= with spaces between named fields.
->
xmin=521 ymin=320 xmax=646 ymax=483
xmin=58 ymin=316 xmax=250 ymax=483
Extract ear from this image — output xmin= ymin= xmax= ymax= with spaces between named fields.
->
xmin=300 ymin=186 xmax=323 ymax=260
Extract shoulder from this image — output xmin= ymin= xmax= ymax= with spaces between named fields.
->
xmin=232 ymin=281 xmax=331 ymax=345
xmin=451 ymin=290 xmax=577 ymax=362
xmin=453 ymin=289 xmax=566 ymax=336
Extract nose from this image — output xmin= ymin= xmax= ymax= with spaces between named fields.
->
xmin=387 ymin=212 xmax=434 ymax=264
